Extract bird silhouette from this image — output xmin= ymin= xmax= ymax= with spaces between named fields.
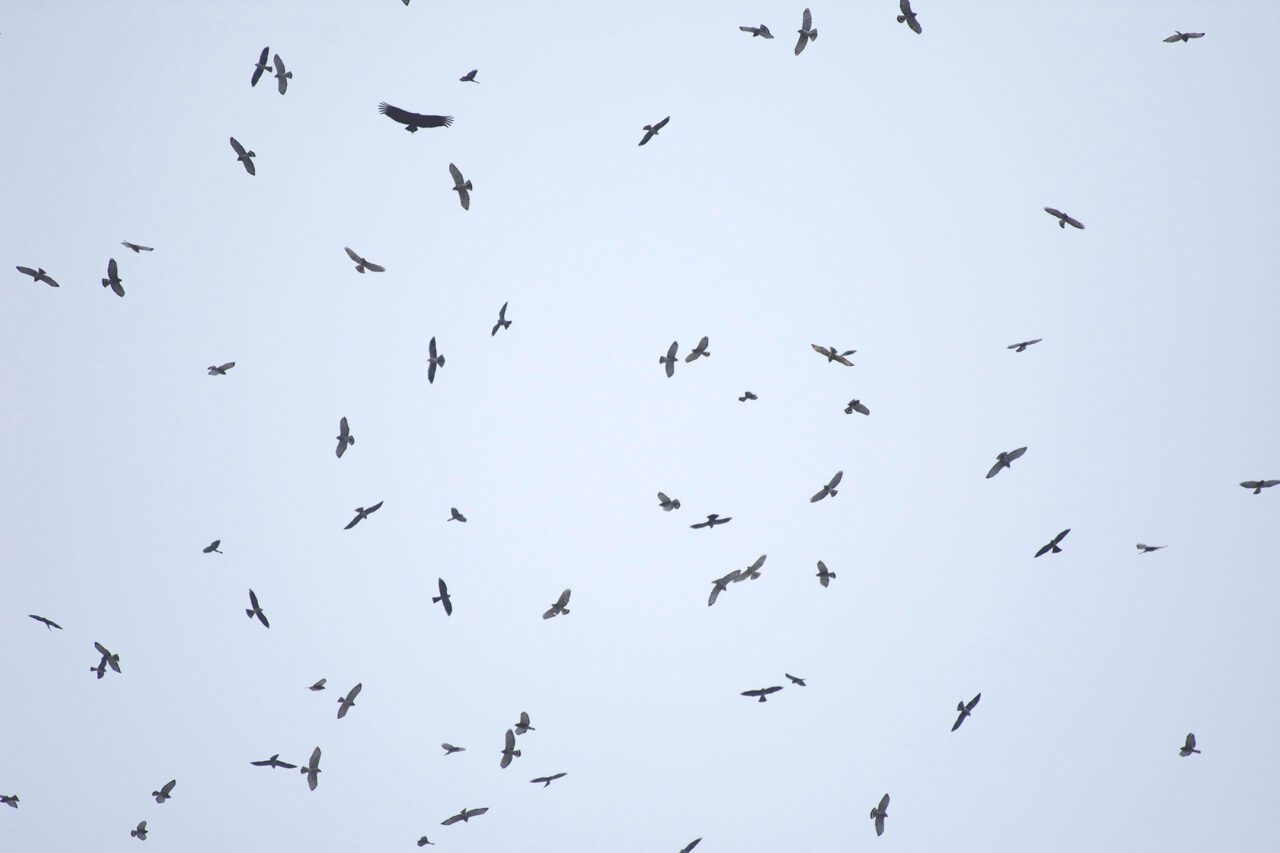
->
xmin=441 ymin=807 xmax=489 ymax=826
xmin=459 ymin=69 xmax=478 ymax=83
xmin=491 ymin=302 xmax=511 ymax=336
xmin=708 ymin=570 xmax=741 ymax=607
xmin=335 ymin=417 xmax=354 ymax=458
xmin=101 ymin=258 xmax=124 ymax=297
xmin=986 ymin=447 xmax=1028 ymax=479
xmin=343 ymin=246 xmax=385 ymax=273
xmin=1164 ymin=31 xmax=1205 ymax=43
xmin=203 ymin=539 xmax=222 ymax=554
xmin=345 ymin=501 xmax=384 ymax=529
xmin=1136 ymin=543 xmax=1166 ymax=553
xmin=245 ymin=589 xmax=269 ymax=628
xmin=685 ymin=336 xmax=710 ymax=362
xmin=543 ymin=589 xmax=572 ymax=619
xmin=1240 ymin=479 xmax=1279 ymax=494
xmin=514 ymin=711 xmax=535 ymax=735
xmin=785 ymin=673 xmax=807 ymax=686
xmin=1035 ymin=528 xmax=1071 ymax=558
xmin=28 ymin=614 xmax=62 ymax=631
xmin=810 ymin=470 xmax=844 ymax=502
xmin=660 ymin=341 xmax=679 ymax=377
xmin=691 ymin=514 xmax=731 ymax=529
xmin=308 ymin=679 xmax=327 ymax=691
xmin=657 ymin=492 xmax=682 ymax=511
xmin=816 ymin=560 xmax=836 ymax=587
xmin=272 ymin=53 xmax=292 ymax=94
xmin=448 ymin=507 xmax=467 ymax=522
xmin=16 ymin=266 xmax=59 ymax=287
xmin=428 ymin=337 xmax=445 ymax=383
xmin=301 ymin=747 xmax=321 ymax=790
xmin=131 ymin=821 xmax=148 ymax=840
xmin=739 ymin=391 xmax=758 ymax=402
xmin=337 ymin=683 xmax=362 ymax=719
xmin=1008 ymin=338 xmax=1042 ymax=352
xmin=741 ymin=686 xmax=783 ymax=703
xmin=739 ymin=24 xmax=773 ymax=38
xmin=1044 ymin=207 xmax=1084 ymax=229
xmin=1179 ymin=733 xmax=1201 ymax=756
xmin=250 ymin=754 xmax=297 ymax=769
xmin=151 ymin=780 xmax=176 ymax=804
xmin=449 ymin=163 xmax=472 ymax=210
xmin=896 ymin=0 xmax=923 ymax=33
xmin=951 ymin=693 xmax=981 ymax=731
xmin=207 ymin=363 xmax=235 ymax=376
xmin=811 ymin=343 xmax=855 ymax=365
xmin=870 ymin=793 xmax=890 ymax=836
xmin=794 ymin=8 xmax=818 ymax=54
xmin=499 ymin=728 xmax=521 ymax=768
xmin=229 ymin=137 xmax=256 ymax=175
xmin=121 ymin=241 xmax=154 ymax=253
xmin=441 ymin=743 xmax=465 ymax=755
xmin=530 ymin=772 xmax=567 ymax=787
xmin=639 ymin=116 xmax=670 ymax=146
xmin=250 ymin=47 xmax=270 ymax=86
xmin=378 ymin=102 xmax=454 ymax=132
xmin=433 ymin=578 xmax=453 ymax=616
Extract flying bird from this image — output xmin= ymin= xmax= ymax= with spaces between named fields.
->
xmin=491 ymin=302 xmax=511 ymax=335
xmin=708 ymin=570 xmax=741 ymax=607
xmin=499 ymin=728 xmax=522 ymax=768
xmin=794 ymin=8 xmax=818 ymax=54
xmin=131 ymin=821 xmax=148 ymax=841
xmin=301 ymin=747 xmax=321 ymax=790
xmin=816 ymin=560 xmax=836 ymax=587
xmin=250 ymin=754 xmax=297 ymax=769
xmin=897 ymin=0 xmax=923 ymax=33
xmin=810 ymin=470 xmax=844 ymax=502
xmin=679 ymin=841 xmax=702 ymax=853
xmin=657 ymin=492 xmax=681 ymax=511
xmin=986 ymin=447 xmax=1028 ymax=479
xmin=229 ymin=137 xmax=256 ymax=175
xmin=1008 ymin=338 xmax=1042 ymax=352
xmin=739 ymin=391 xmax=758 ymax=402
xmin=530 ymin=772 xmax=566 ymax=787
xmin=101 ymin=258 xmax=124 ymax=297
xmin=91 ymin=657 xmax=107 ymax=679
xmin=1179 ymin=732 xmax=1201 ymax=756
xmin=433 ymin=578 xmax=453 ymax=616
xmin=448 ymin=507 xmax=467 ymax=522
xmin=659 ymin=341 xmax=679 ymax=377
xmin=739 ymin=24 xmax=773 ymax=38
xmin=0 ymin=795 xmax=17 ymax=808
xmin=638 ymin=116 xmax=670 ymax=146
xmin=736 ymin=554 xmax=767 ymax=581
xmin=1164 ymin=31 xmax=1205 ymax=43
xmin=15 ymin=266 xmax=59 ymax=287
xmin=685 ymin=336 xmax=710 ymax=362
xmin=203 ymin=539 xmax=223 ymax=554
xmin=845 ymin=399 xmax=870 ymax=415
xmin=1044 ymin=207 xmax=1084 ymax=229
xmin=345 ymin=501 xmax=383 ymax=529
xmin=441 ymin=807 xmax=489 ymax=826
xmin=691 ymin=514 xmax=731 ymax=529
xmin=428 ymin=336 xmax=445 ymax=384
xmin=417 ymin=837 xmax=435 ymax=847
xmin=741 ymin=686 xmax=783 ymax=703
xmin=870 ymin=793 xmax=890 ymax=836
xmin=335 ymin=417 xmax=354 ymax=458
xmin=441 ymin=743 xmax=465 ymax=755
xmin=459 ymin=69 xmax=478 ymax=83
xmin=28 ymin=614 xmax=62 ymax=631
xmin=207 ymin=362 xmax=235 ymax=375
xmin=543 ymin=589 xmax=572 ymax=619
xmin=94 ymin=641 xmax=121 ymax=674
xmin=337 ymin=683 xmax=362 ymax=719
xmin=308 ymin=679 xmax=327 ymax=691
xmin=514 ymin=711 xmax=535 ymax=735
xmin=343 ymin=246 xmax=385 ymax=274
xmin=951 ymin=693 xmax=981 ymax=732
xmin=151 ymin=780 xmax=176 ymax=804
xmin=783 ymin=673 xmax=808 ymax=688
xmin=811 ymin=344 xmax=855 ymax=365
xmin=1137 ymin=543 xmax=1166 ymax=553
xmin=121 ymin=241 xmax=153 ymax=253
xmin=378 ymin=102 xmax=454 ymax=132
xmin=272 ymin=53 xmax=292 ymax=94
xmin=1035 ymin=528 xmax=1071 ymax=558
xmin=250 ymin=47 xmax=270 ymax=86
xmin=448 ymin=163 xmax=472 ymax=210
xmin=245 ymin=589 xmax=269 ymax=628
xmin=1240 ymin=479 xmax=1279 ymax=494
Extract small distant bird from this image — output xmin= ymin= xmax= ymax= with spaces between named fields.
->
xmin=335 ymin=417 xmax=354 ymax=458
xmin=131 ymin=821 xmax=148 ymax=841
xmin=207 ymin=362 xmax=235 ymax=376
xmin=1008 ymin=338 xmax=1042 ymax=352
xmin=785 ymin=673 xmax=807 ymax=686
xmin=245 ymin=589 xmax=269 ymax=628
xmin=378 ymin=102 xmax=454 ymax=132
xmin=151 ymin=780 xmax=176 ymax=804
xmin=736 ymin=554 xmax=767 ymax=581
xmin=845 ymin=399 xmax=870 ymax=415
xmin=441 ymin=807 xmax=489 ymax=826
xmin=229 ymin=137 xmax=256 ymax=175
xmin=657 ymin=492 xmax=681 ymax=511
xmin=691 ymin=514 xmax=731 ymax=529
xmin=741 ymin=686 xmax=783 ymax=703
xmin=272 ymin=53 xmax=292 ymax=94
xmin=680 ymin=841 xmax=702 ymax=853
xmin=343 ymin=246 xmax=385 ymax=274
xmin=499 ymin=729 xmax=522 ymax=768
xmin=1035 ymin=528 xmax=1071 ymax=558
xmin=810 ymin=470 xmax=844 ymax=502
xmin=337 ymin=683 xmax=362 ymax=719
xmin=739 ymin=391 xmax=758 ymax=402
xmin=1240 ymin=479 xmax=1279 ymax=494
xmin=441 ymin=743 xmax=465 ymax=755
xmin=491 ymin=302 xmax=511 ymax=336
xmin=203 ymin=539 xmax=222 ymax=554
xmin=448 ymin=163 xmax=472 ymax=210
xmin=543 ymin=589 xmax=572 ymax=620
xmin=345 ymin=501 xmax=384 ymax=529
xmin=896 ymin=0 xmax=922 ymax=33
xmin=1044 ymin=207 xmax=1084 ymax=229
xmin=101 ymin=258 xmax=124 ymax=297
xmin=121 ymin=241 xmax=154 ymax=253
xmin=638 ymin=116 xmax=670 ymax=146
xmin=951 ymin=693 xmax=981 ymax=732
xmin=459 ymin=69 xmax=478 ymax=83
xmin=514 ymin=711 xmax=535 ymax=735
xmin=250 ymin=754 xmax=297 ymax=769
xmin=433 ymin=578 xmax=453 ymax=616
xmin=250 ymin=47 xmax=270 ymax=86
xmin=739 ymin=24 xmax=773 ymax=38
xmin=811 ymin=344 xmax=856 ymax=365
xmin=428 ymin=336 xmax=445 ymax=384
xmin=794 ymin=8 xmax=818 ymax=55
xmin=94 ymin=641 xmax=122 ymax=675
xmin=660 ymin=341 xmax=679 ymax=377
xmin=685 ymin=336 xmax=710 ymax=362
xmin=708 ymin=570 xmax=741 ymax=607
xmin=15 ymin=266 xmax=60 ymax=287
xmin=417 ymin=837 xmax=435 ymax=847
xmin=1164 ymin=31 xmax=1205 ymax=43
xmin=301 ymin=747 xmax=321 ymax=790
xmin=1179 ymin=732 xmax=1201 ymax=756
xmin=308 ymin=679 xmax=327 ymax=691
xmin=448 ymin=507 xmax=467 ymax=523
xmin=91 ymin=657 xmax=107 ymax=679
xmin=986 ymin=447 xmax=1028 ymax=479
xmin=28 ymin=614 xmax=62 ymax=631
xmin=0 ymin=795 xmax=17 ymax=808
xmin=816 ymin=560 xmax=836 ymax=587
xmin=870 ymin=793 xmax=890 ymax=836
xmin=530 ymin=772 xmax=566 ymax=787
xmin=1137 ymin=543 xmax=1166 ymax=553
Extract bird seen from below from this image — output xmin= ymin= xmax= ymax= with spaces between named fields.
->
xmin=343 ymin=246 xmax=385 ymax=274
xmin=1179 ymin=733 xmax=1201 ymax=756
xmin=207 ymin=362 xmax=235 ymax=375
xmin=151 ymin=780 xmax=175 ymax=804
xmin=344 ymin=501 xmax=383 ymax=530
xmin=816 ymin=560 xmax=836 ymax=587
xmin=459 ymin=69 xmax=478 ymax=83
xmin=308 ymin=679 xmax=326 ymax=691
xmin=229 ymin=137 xmax=255 ymax=175
xmin=1164 ymin=31 xmax=1205 ymax=43
xmin=441 ymin=807 xmax=489 ymax=826
xmin=657 ymin=491 xmax=681 ymax=511
xmin=448 ymin=163 xmax=472 ymax=210
xmin=1240 ymin=479 xmax=1279 ymax=494
xmin=530 ymin=772 xmax=567 ymax=788
xmin=337 ymin=683 xmax=362 ymax=719
xmin=1044 ymin=206 xmax=1084 ymax=229
xmin=543 ymin=589 xmax=572 ymax=619
xmin=245 ymin=589 xmax=269 ymax=628
xmin=794 ymin=8 xmax=817 ymax=54
xmin=16 ymin=266 xmax=60 ymax=287
xmin=811 ymin=343 xmax=856 ymax=365
xmin=301 ymin=747 xmax=321 ymax=790
xmin=433 ymin=578 xmax=453 ymax=616
xmin=272 ymin=53 xmax=291 ymax=94
xmin=250 ymin=47 xmax=269 ymax=86
xmin=491 ymin=302 xmax=511 ymax=336
xmin=659 ymin=341 xmax=679 ymax=377
xmin=335 ymin=417 xmax=354 ymax=458
xmin=131 ymin=821 xmax=148 ymax=841
xmin=638 ymin=116 xmax=670 ymax=146
xmin=202 ymin=539 xmax=222 ymax=554
xmin=810 ymin=470 xmax=844 ymax=503
xmin=101 ymin=258 xmax=124 ymax=297
xmin=739 ymin=391 xmax=757 ymax=401
xmin=378 ymin=102 xmax=454 ymax=132
xmin=28 ymin=614 xmax=62 ymax=631
xmin=441 ymin=743 xmax=465 ymax=755
xmin=250 ymin=754 xmax=297 ymax=769
xmin=708 ymin=570 xmax=741 ymax=607
xmin=870 ymin=793 xmax=890 ymax=836
xmin=739 ymin=24 xmax=773 ymax=38
xmin=121 ymin=241 xmax=153 ymax=253
xmin=951 ymin=693 xmax=981 ymax=731
xmin=1008 ymin=338 xmax=1042 ymax=352
xmin=514 ymin=711 xmax=535 ymax=735
xmin=448 ymin=507 xmax=467 ymax=522
xmin=685 ymin=336 xmax=710 ymax=362
xmin=845 ymin=399 xmax=870 ymax=415
xmin=691 ymin=514 xmax=731 ymax=529
xmin=741 ymin=685 xmax=783 ymax=703
xmin=1035 ymin=528 xmax=1071 ymax=558
xmin=499 ymin=729 xmax=521 ymax=768
xmin=1137 ymin=543 xmax=1166 ymax=553
xmin=428 ymin=337 xmax=445 ymax=384
xmin=785 ymin=673 xmax=807 ymax=686
xmin=986 ymin=447 xmax=1028 ymax=479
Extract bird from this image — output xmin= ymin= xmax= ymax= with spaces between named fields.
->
xmin=816 ymin=560 xmax=836 ymax=587
xmin=94 ymin=641 xmax=122 ymax=674
xmin=441 ymin=743 xmax=465 ymax=755
xmin=691 ymin=514 xmax=731 ymax=529
xmin=1137 ymin=543 xmax=1166 ymax=553
xmin=659 ymin=341 xmax=679 ymax=377
xmin=272 ymin=53 xmax=292 ymax=94
xmin=708 ymin=570 xmax=741 ymax=607
xmin=345 ymin=501 xmax=383 ymax=529
xmin=448 ymin=507 xmax=467 ymax=522
xmin=335 ymin=417 xmax=354 ymax=458
xmin=1240 ymin=479 xmax=1279 ymax=494
xmin=810 ymin=470 xmax=844 ymax=502
xmin=736 ymin=554 xmax=767 ymax=581
xmin=343 ymin=246 xmax=385 ymax=274
xmin=245 ymin=589 xmax=269 ymax=628
xmin=657 ymin=492 xmax=681 ymax=511
xmin=499 ymin=728 xmax=521 ymax=768
xmin=121 ymin=241 xmax=153 ymax=253
xmin=679 ymin=841 xmax=702 ymax=853
xmin=741 ymin=686 xmax=784 ymax=703
xmin=28 ymin=614 xmax=62 ymax=631
xmin=378 ymin=102 xmax=454 ymax=132
xmin=896 ymin=0 xmax=923 ymax=33
xmin=433 ymin=578 xmax=453 ymax=616
xmin=250 ymin=754 xmax=297 ymax=769
xmin=530 ymin=772 xmax=567 ymax=787
xmin=459 ymin=69 xmax=478 ymax=83
xmin=491 ymin=302 xmax=511 ymax=336
xmin=794 ymin=8 xmax=818 ymax=54
xmin=638 ymin=116 xmax=670 ymax=146
xmin=1164 ymin=31 xmax=1205 ymax=43
xmin=448 ymin=163 xmax=472 ymax=210
xmin=417 ymin=837 xmax=435 ymax=847
xmin=427 ymin=337 xmax=445 ymax=384
xmin=91 ymin=657 xmax=107 ymax=679
xmin=203 ymin=539 xmax=223 ymax=554
xmin=739 ymin=391 xmax=758 ymax=402
xmin=301 ymin=747 xmax=321 ymax=790
xmin=1044 ymin=207 xmax=1084 ymax=229
xmin=1035 ymin=528 xmax=1071 ymax=558
xmin=207 ymin=362 xmax=235 ymax=376
xmin=845 ymin=399 xmax=870 ymax=415
xmin=1179 ymin=732 xmax=1201 ymax=756
xmin=514 ymin=711 xmax=535 ymax=735
xmin=101 ymin=258 xmax=124 ymax=297
xmin=1007 ymin=338 xmax=1042 ymax=352
xmin=543 ymin=589 xmax=572 ymax=619
xmin=739 ymin=24 xmax=773 ymax=38
xmin=131 ymin=821 xmax=148 ymax=841
xmin=986 ymin=447 xmax=1028 ymax=479
xmin=0 ymin=795 xmax=17 ymax=808
xmin=15 ymin=266 xmax=59 ymax=287
xmin=151 ymin=780 xmax=176 ymax=804
xmin=870 ymin=793 xmax=890 ymax=836
xmin=785 ymin=673 xmax=807 ymax=686
xmin=811 ymin=344 xmax=856 ymax=365
xmin=441 ymin=807 xmax=489 ymax=826
xmin=250 ymin=47 xmax=270 ymax=86
xmin=308 ymin=679 xmax=327 ymax=691
xmin=337 ymin=683 xmax=362 ymax=719
xmin=229 ymin=137 xmax=256 ymax=175
xmin=951 ymin=693 xmax=981 ymax=732
xmin=685 ymin=336 xmax=710 ymax=362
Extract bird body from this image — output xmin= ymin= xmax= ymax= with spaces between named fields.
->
xmin=1240 ymin=479 xmax=1279 ymax=494
xmin=685 ymin=336 xmax=710 ymax=362
xmin=639 ymin=116 xmax=670 ymax=146
xmin=428 ymin=337 xmax=445 ymax=383
xmin=207 ymin=362 xmax=235 ymax=375
xmin=514 ymin=711 xmax=535 ymax=735
xmin=250 ymin=47 xmax=270 ymax=86
xmin=870 ymin=793 xmax=890 ymax=836
xmin=491 ymin=302 xmax=511 ymax=335
xmin=657 ymin=491 xmax=681 ymax=511
xmin=660 ymin=341 xmax=679 ymax=377
xmin=343 ymin=246 xmax=385 ymax=274
xmin=1137 ymin=543 xmax=1166 ymax=553
xmin=131 ymin=821 xmax=148 ymax=840
xmin=441 ymin=806 xmax=489 ymax=825
xmin=301 ymin=747 xmax=321 ymax=790
xmin=28 ymin=614 xmax=62 ymax=630
xmin=93 ymin=641 xmax=121 ymax=675
xmin=1179 ymin=732 xmax=1201 ymax=756
xmin=1008 ymin=338 xmax=1042 ymax=352
xmin=151 ymin=780 xmax=176 ymax=804
xmin=739 ymin=24 xmax=773 ymax=38
xmin=250 ymin=754 xmax=297 ymax=769
xmin=1164 ymin=31 xmax=1205 ymax=43
xmin=530 ymin=772 xmax=567 ymax=787
xmin=441 ymin=743 xmax=465 ymax=754
xmin=460 ymin=69 xmax=478 ymax=83
xmin=708 ymin=570 xmax=741 ymax=606
xmin=448 ymin=507 xmax=467 ymax=522
xmin=794 ymin=8 xmax=817 ymax=54
xmin=785 ymin=673 xmax=807 ymax=686
xmin=0 ymin=795 xmax=18 ymax=808
xmin=378 ymin=102 xmax=453 ymax=132
xmin=739 ymin=391 xmax=758 ymax=402
xmin=845 ymin=399 xmax=870 ymax=415
xmin=811 ymin=343 xmax=856 ymax=365
xmin=203 ymin=539 xmax=223 ymax=553
xmin=816 ymin=560 xmax=835 ymax=587
xmin=16 ymin=266 xmax=60 ymax=287
xmin=308 ymin=679 xmax=327 ymax=691
xmin=121 ymin=241 xmax=153 ymax=253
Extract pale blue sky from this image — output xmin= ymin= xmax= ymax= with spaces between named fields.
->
xmin=3 ymin=1 xmax=1279 ymax=851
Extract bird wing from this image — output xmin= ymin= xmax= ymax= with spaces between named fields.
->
xmin=1185 ymin=733 xmax=1196 ymax=749
xmin=951 ymin=711 xmax=965 ymax=732
xmin=762 ymin=685 xmax=783 ymax=695
xmin=741 ymin=689 xmax=762 ymax=697
xmin=457 ymin=186 xmax=470 ymax=210
xmin=379 ymin=102 xmax=451 ymax=126
xmin=248 ymin=589 xmax=259 ymax=610
xmin=344 ymin=246 xmax=363 ymax=265
xmin=875 ymin=814 xmax=885 ymax=836
xmin=654 ymin=116 xmax=670 ymax=131
xmin=1263 ymin=480 xmax=1280 ymax=488
xmin=1054 ymin=528 xmax=1071 ymax=544
xmin=251 ymin=47 xmax=269 ymax=84
xmin=505 ymin=728 xmax=516 ymax=751
xmin=309 ymin=747 xmax=321 ymax=769
xmin=680 ymin=840 xmax=703 ymax=853
xmin=810 ymin=343 xmax=831 ymax=357
xmin=94 ymin=641 xmax=110 ymax=657
xmin=666 ymin=341 xmax=679 ymax=359
xmin=16 ymin=266 xmax=38 ymax=278
xmin=366 ymin=501 xmax=383 ymax=515
xmin=441 ymin=813 xmax=464 ymax=826
xmin=218 ymin=363 xmax=235 ymax=371
xmin=1007 ymin=447 xmax=1027 ymax=462
xmin=1044 ymin=207 xmax=1063 ymax=219
xmin=273 ymin=54 xmax=288 ymax=93
xmin=107 ymin=258 xmax=118 ymax=281
xmin=346 ymin=683 xmax=363 ymax=703
xmin=429 ymin=337 xmax=437 ymax=359
xmin=438 ymin=578 xmax=449 ymax=598
xmin=658 ymin=492 xmax=671 ymax=505
xmin=519 ymin=711 xmax=531 ymax=728
xmin=161 ymin=780 xmax=175 ymax=796
xmin=638 ymin=127 xmax=656 ymax=146
xmin=339 ymin=418 xmax=350 ymax=440
xmin=1187 ymin=32 xmax=1205 ymax=38
xmin=556 ymin=589 xmax=571 ymax=608
xmin=1034 ymin=541 xmax=1053 ymax=558
xmin=449 ymin=163 xmax=464 ymax=187
xmin=1063 ymin=214 xmax=1085 ymax=229
xmin=468 ymin=808 xmax=489 ymax=817
xmin=1163 ymin=33 xmax=1182 ymax=42
xmin=852 ymin=401 xmax=870 ymax=415
xmin=832 ymin=352 xmax=854 ymax=366
xmin=747 ymin=554 xmax=767 ymax=572
xmin=985 ymin=459 xmax=1005 ymax=479
xmin=739 ymin=26 xmax=756 ymax=33
xmin=810 ymin=487 xmax=828 ymax=502
xmin=828 ymin=470 xmax=844 ymax=489
xmin=230 ymin=137 xmax=246 ymax=157
xmin=967 ymin=692 xmax=981 ymax=710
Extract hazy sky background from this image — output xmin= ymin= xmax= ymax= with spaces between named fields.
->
xmin=3 ymin=1 xmax=1279 ymax=850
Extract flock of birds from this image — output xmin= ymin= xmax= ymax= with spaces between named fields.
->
xmin=5 ymin=5 xmax=1255 ymax=850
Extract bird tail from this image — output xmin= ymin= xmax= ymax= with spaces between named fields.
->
xmin=811 ymin=30 xmax=818 ymax=40
xmin=1052 ymin=544 xmax=1062 ymax=553
xmin=432 ymin=596 xmax=442 ymax=603
xmin=1059 ymin=220 xmax=1066 ymax=228
xmin=514 ymin=749 xmax=522 ymax=758
xmin=101 ymin=279 xmax=110 ymax=287
xmin=464 ymin=180 xmax=473 ymax=190
xmin=758 ymin=694 xmax=767 ymax=702
xmin=246 ymin=609 xmax=255 ymax=618
xmin=897 ymin=15 xmax=906 ymax=22
xmin=671 ymin=500 xmax=681 ymax=509
xmin=957 ymin=701 xmax=965 ymax=712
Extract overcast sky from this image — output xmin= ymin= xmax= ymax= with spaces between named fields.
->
xmin=3 ymin=1 xmax=1279 ymax=851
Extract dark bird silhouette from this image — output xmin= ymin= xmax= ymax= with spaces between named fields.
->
xmin=1137 ymin=543 xmax=1166 ymax=553
xmin=345 ymin=501 xmax=383 ymax=529
xmin=951 ymin=693 xmax=981 ymax=731
xmin=736 ymin=554 xmax=767 ymax=581
xmin=685 ymin=336 xmax=710 ymax=362
xmin=101 ymin=258 xmax=124 ymax=297
xmin=0 ymin=795 xmax=17 ymax=808
xmin=638 ymin=116 xmax=670 ymax=146
xmin=131 ymin=821 xmax=148 ymax=841
xmin=708 ymin=570 xmax=741 ymax=607
xmin=657 ymin=491 xmax=681 ymax=511
xmin=794 ymin=8 xmax=818 ymax=54
xmin=229 ymin=137 xmax=256 ymax=175
xmin=91 ymin=657 xmax=107 ymax=679
xmin=679 ymin=841 xmax=702 ymax=853
xmin=121 ymin=241 xmax=154 ymax=253
xmin=739 ymin=391 xmax=758 ymax=401
xmin=308 ymin=679 xmax=327 ymax=691
xmin=433 ymin=578 xmax=453 ymax=616
xmin=15 ymin=266 xmax=59 ymax=287
xmin=1044 ymin=207 xmax=1084 ymax=229
xmin=378 ymin=102 xmax=454 ymax=132
xmin=660 ymin=341 xmax=679 ymax=377
xmin=786 ymin=673 xmax=807 ymax=686
xmin=1035 ymin=528 xmax=1071 ymax=558
xmin=301 ymin=747 xmax=321 ymax=790
xmin=459 ymin=69 xmax=478 ymax=83
xmin=543 ymin=589 xmax=572 ymax=619
xmin=417 ymin=837 xmax=435 ymax=847
xmin=448 ymin=163 xmax=472 ymax=210
xmin=448 ymin=507 xmax=467 ymax=523
xmin=441 ymin=743 xmax=465 ymax=755
xmin=28 ymin=614 xmax=62 ymax=631
xmin=810 ymin=470 xmax=844 ymax=502
xmin=337 ymin=683 xmax=362 ymax=719
xmin=441 ymin=807 xmax=489 ymax=826
xmin=151 ymin=780 xmax=176 ymax=804
xmin=335 ymin=417 xmax=354 ymax=458
xmin=499 ymin=728 xmax=521 ymax=768
xmin=816 ymin=560 xmax=836 ymax=587
xmin=845 ymin=399 xmax=870 ymax=415
xmin=739 ymin=24 xmax=773 ymax=38
xmin=250 ymin=47 xmax=270 ymax=86
xmin=207 ymin=362 xmax=235 ymax=376
xmin=94 ymin=641 xmax=121 ymax=675
xmin=986 ymin=447 xmax=1027 ymax=479
xmin=1164 ymin=31 xmax=1205 ymax=43
xmin=530 ymin=772 xmax=566 ymax=787
xmin=870 ymin=793 xmax=890 ymax=836
xmin=491 ymin=302 xmax=511 ymax=336
xmin=741 ymin=686 xmax=783 ymax=703
xmin=250 ymin=754 xmax=297 ymax=769
xmin=1008 ymin=338 xmax=1042 ymax=352
xmin=272 ymin=53 xmax=292 ymax=94
xmin=245 ymin=589 xmax=269 ymax=628
xmin=1179 ymin=732 xmax=1201 ymax=756
xmin=1240 ymin=479 xmax=1279 ymax=494
xmin=203 ymin=539 xmax=222 ymax=554
xmin=428 ymin=336 xmax=445 ymax=384
xmin=514 ymin=711 xmax=535 ymax=735
xmin=691 ymin=514 xmax=731 ymax=529
xmin=343 ymin=246 xmax=385 ymax=274
xmin=811 ymin=344 xmax=855 ymax=365
xmin=897 ymin=0 xmax=922 ymax=33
